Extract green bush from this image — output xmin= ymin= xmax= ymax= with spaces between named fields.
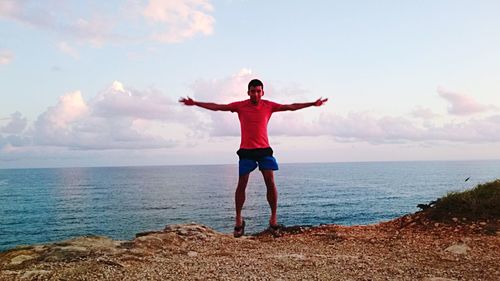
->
xmin=428 ymin=179 xmax=500 ymax=220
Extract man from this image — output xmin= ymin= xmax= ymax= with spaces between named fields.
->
xmin=179 ymin=79 xmax=327 ymax=237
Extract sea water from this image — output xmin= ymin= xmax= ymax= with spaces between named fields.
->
xmin=1 ymin=160 xmax=499 ymax=251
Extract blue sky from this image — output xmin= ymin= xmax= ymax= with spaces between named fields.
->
xmin=1 ymin=0 xmax=500 ymax=168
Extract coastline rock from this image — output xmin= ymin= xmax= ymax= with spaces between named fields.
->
xmin=163 ymin=223 xmax=222 ymax=240
xmin=1 ymin=221 xmax=499 ymax=281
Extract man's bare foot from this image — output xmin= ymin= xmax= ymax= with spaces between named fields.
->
xmin=233 ymin=220 xmax=245 ymax=238
xmin=268 ymin=223 xmax=284 ymax=238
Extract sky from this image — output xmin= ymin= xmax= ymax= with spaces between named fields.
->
xmin=1 ymin=0 xmax=500 ymax=169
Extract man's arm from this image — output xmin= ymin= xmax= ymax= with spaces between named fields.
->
xmin=277 ymin=98 xmax=328 ymax=111
xmin=179 ymin=97 xmax=233 ymax=111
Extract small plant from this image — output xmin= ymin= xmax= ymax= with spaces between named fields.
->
xmin=424 ymin=179 xmax=500 ymax=221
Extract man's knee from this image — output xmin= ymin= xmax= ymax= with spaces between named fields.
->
xmin=261 ymin=170 xmax=275 ymax=186
xmin=236 ymin=184 xmax=247 ymax=193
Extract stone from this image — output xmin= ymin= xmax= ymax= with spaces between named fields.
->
xmin=128 ymin=248 xmax=148 ymax=257
xmin=163 ymin=223 xmax=221 ymax=240
xmin=187 ymin=251 xmax=198 ymax=257
xmin=20 ymin=270 xmax=50 ymax=280
xmin=135 ymin=235 xmax=164 ymax=247
xmin=58 ymin=246 xmax=88 ymax=252
xmin=1 ymin=270 xmax=19 ymax=275
xmin=10 ymin=255 xmax=37 ymax=265
xmin=445 ymin=244 xmax=470 ymax=255
xmin=268 ymin=253 xmax=306 ymax=260
xmin=423 ymin=277 xmax=456 ymax=281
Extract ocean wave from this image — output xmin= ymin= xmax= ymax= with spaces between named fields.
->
xmin=143 ymin=206 xmax=177 ymax=210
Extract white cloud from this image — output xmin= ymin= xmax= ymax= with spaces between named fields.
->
xmin=69 ymin=17 xmax=117 ymax=47
xmin=318 ymin=112 xmax=500 ymax=143
xmin=0 ymin=0 xmax=22 ymax=20
xmin=143 ymin=0 xmax=215 ymax=43
xmin=0 ymin=82 xmax=197 ymax=151
xmin=437 ymin=87 xmax=497 ymax=115
xmin=185 ymin=71 xmax=500 ymax=144
xmin=0 ymin=0 xmax=117 ymax=46
xmin=268 ymin=113 xmax=321 ymax=137
xmin=36 ymin=91 xmax=89 ymax=130
xmin=0 ymin=0 xmax=216 ymax=47
xmin=0 ymin=135 xmax=31 ymax=148
xmin=0 ymin=0 xmax=67 ymax=31
xmin=411 ymin=106 xmax=440 ymax=119
xmin=427 ymin=115 xmax=500 ymax=143
xmin=3 ymin=73 xmax=500 ymax=167
xmin=314 ymin=112 xmax=423 ymax=143
xmin=0 ymin=112 xmax=27 ymax=134
xmin=32 ymin=91 xmax=89 ymax=146
xmin=57 ymin=42 xmax=79 ymax=59
xmin=190 ymin=68 xmax=255 ymax=103
xmin=90 ymin=81 xmax=201 ymax=126
xmin=0 ymin=50 xmax=14 ymax=65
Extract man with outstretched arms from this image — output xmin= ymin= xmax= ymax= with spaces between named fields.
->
xmin=179 ymin=79 xmax=327 ymax=237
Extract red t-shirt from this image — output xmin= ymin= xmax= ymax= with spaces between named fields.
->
xmin=228 ymin=99 xmax=282 ymax=149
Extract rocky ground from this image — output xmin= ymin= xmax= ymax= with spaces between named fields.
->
xmin=0 ymin=213 xmax=499 ymax=281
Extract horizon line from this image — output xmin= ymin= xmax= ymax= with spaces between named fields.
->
xmin=2 ymin=158 xmax=500 ymax=170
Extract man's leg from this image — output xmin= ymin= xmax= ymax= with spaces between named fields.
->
xmin=235 ymin=174 xmax=249 ymax=227
xmin=261 ymin=170 xmax=278 ymax=226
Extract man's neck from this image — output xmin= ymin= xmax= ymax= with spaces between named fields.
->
xmin=250 ymin=99 xmax=260 ymax=105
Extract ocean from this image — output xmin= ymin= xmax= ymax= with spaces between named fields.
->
xmin=1 ymin=160 xmax=499 ymax=251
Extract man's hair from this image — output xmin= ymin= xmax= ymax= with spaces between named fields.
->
xmin=248 ymin=79 xmax=264 ymax=90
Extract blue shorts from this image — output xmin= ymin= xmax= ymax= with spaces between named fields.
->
xmin=239 ymin=156 xmax=279 ymax=176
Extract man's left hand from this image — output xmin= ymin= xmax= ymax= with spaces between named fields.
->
xmin=314 ymin=98 xmax=328 ymax=106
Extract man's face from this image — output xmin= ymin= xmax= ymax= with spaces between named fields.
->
xmin=248 ymin=86 xmax=264 ymax=104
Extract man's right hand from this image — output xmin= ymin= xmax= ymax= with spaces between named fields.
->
xmin=178 ymin=98 xmax=232 ymax=111
xmin=179 ymin=97 xmax=195 ymax=106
